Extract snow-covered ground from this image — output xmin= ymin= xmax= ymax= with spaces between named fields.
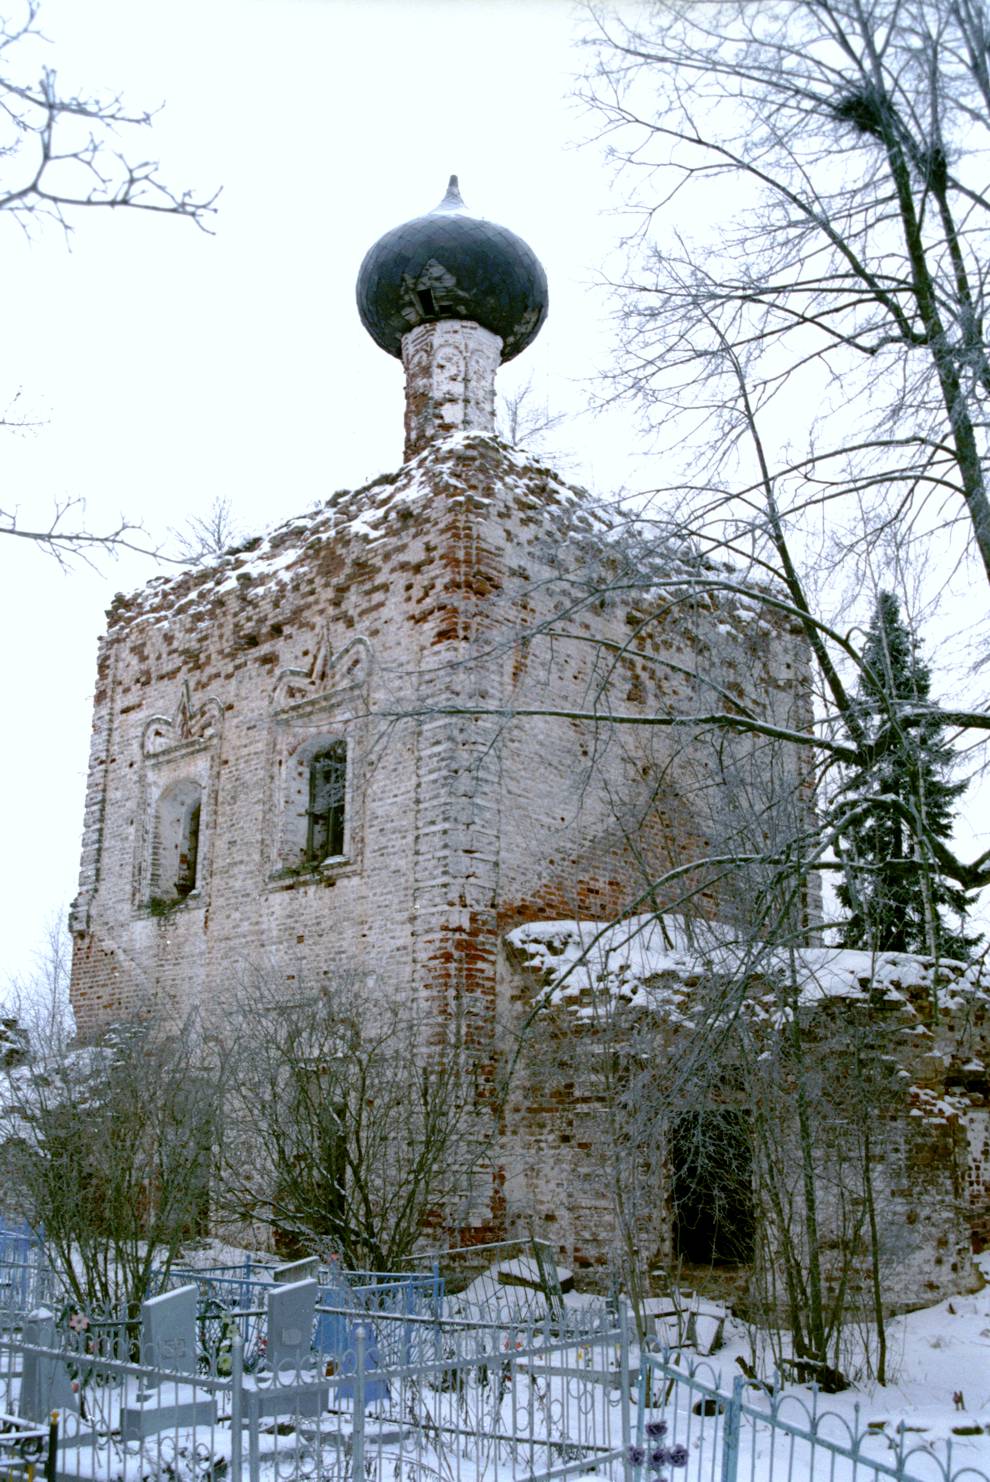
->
xmin=412 ymin=1242 xmax=990 ymax=1477
xmin=11 ymin=1231 xmax=980 ymax=1482
xmin=176 ymin=1239 xmax=990 ymax=1444
xmin=708 ymin=1253 xmax=990 ymax=1438
xmin=635 ymin=1252 xmax=990 ymax=1482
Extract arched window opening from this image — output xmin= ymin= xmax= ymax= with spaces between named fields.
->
xmin=153 ymin=781 xmax=203 ymax=902
xmin=306 ymin=742 xmax=346 ymax=866
xmin=176 ymin=798 xmax=201 ymax=898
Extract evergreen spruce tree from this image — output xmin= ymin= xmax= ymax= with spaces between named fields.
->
xmin=836 ymin=592 xmax=979 ymax=960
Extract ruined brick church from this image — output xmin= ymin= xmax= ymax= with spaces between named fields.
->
xmin=68 ymin=179 xmax=990 ymax=1306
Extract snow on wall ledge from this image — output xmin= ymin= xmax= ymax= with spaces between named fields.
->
xmin=505 ymin=913 xmax=990 ymax=1018
xmin=502 ymin=915 xmax=990 ymax=1300
xmin=105 ymin=428 xmax=793 ymax=650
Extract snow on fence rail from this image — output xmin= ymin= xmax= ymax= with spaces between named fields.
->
xmin=0 ymin=1409 xmax=59 ymax=1482
xmin=155 ymin=1261 xmax=444 ymax=1326
xmin=0 ymin=1278 xmax=632 ymax=1482
xmin=7 ymin=1248 xmax=986 ymax=1482
xmin=637 ymin=1351 xmax=990 ymax=1482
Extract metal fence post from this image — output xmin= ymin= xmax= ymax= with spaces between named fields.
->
xmin=230 ymin=1328 xmax=243 ymax=1482
xmin=353 ymin=1324 xmax=366 ymax=1482
xmin=44 ymin=1411 xmax=58 ymax=1482
xmin=635 ymin=1361 xmax=648 ymax=1449
xmin=619 ymin=1304 xmax=633 ymax=1482
xmin=719 ymin=1374 xmax=744 ymax=1482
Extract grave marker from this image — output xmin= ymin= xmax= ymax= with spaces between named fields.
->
xmin=245 ymin=1278 xmax=328 ymax=1424
xmin=141 ymin=1284 xmax=198 ymax=1375
xmin=18 ymin=1311 xmax=76 ymax=1424
xmin=273 ymin=1257 xmax=319 ymax=1283
xmin=121 ymin=1284 xmax=217 ymax=1439
xmin=267 ymin=1277 xmax=317 ymax=1374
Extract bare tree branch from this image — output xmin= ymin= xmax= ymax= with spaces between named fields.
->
xmin=0 ymin=3 xmax=218 ymax=238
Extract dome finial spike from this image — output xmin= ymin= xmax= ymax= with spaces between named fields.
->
xmin=437 ymin=174 xmax=465 ymax=212
xmin=356 ymin=175 xmax=548 ymax=363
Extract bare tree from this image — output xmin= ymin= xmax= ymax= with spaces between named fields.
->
xmin=216 ymin=972 xmax=488 ymax=1271
xmin=575 ymin=0 xmax=990 ymax=899
xmin=0 ymin=1012 xmax=221 ymax=1314
xmin=0 ymin=0 xmax=218 ymax=566
xmin=171 ymin=497 xmax=247 ymax=566
xmin=0 ymin=2 xmax=217 ymax=237
xmin=3 ymin=912 xmax=75 ymax=1060
xmin=586 ymin=0 xmax=990 ymax=581
xmin=496 ymin=375 xmax=568 ymax=464
xmin=735 ymin=962 xmax=906 ymax=1384
xmin=0 ymin=499 xmax=168 ymax=568
xmin=518 ymin=882 xmax=922 ymax=1383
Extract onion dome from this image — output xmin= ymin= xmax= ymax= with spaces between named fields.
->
xmin=356 ymin=176 xmax=548 ymax=363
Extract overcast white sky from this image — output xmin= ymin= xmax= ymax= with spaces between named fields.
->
xmin=1 ymin=0 xmax=654 ymax=987
xmin=3 ymin=0 xmax=986 ymax=995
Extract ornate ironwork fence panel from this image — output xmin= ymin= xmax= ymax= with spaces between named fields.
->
xmin=0 ymin=1291 xmax=630 ymax=1482
xmin=637 ymin=1352 xmax=990 ymax=1482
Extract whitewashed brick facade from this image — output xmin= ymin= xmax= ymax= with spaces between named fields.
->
xmin=65 ymin=177 xmax=989 ymax=1306
xmin=70 ymin=421 xmax=814 ymax=1253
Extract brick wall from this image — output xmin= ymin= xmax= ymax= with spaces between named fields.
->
xmin=500 ymin=923 xmax=989 ymax=1307
xmin=69 ymin=429 xmax=811 ymax=1250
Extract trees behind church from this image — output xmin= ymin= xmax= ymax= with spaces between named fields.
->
xmin=836 ymin=591 xmax=980 ymax=957
xmin=495 ymin=0 xmax=990 ymax=1372
xmin=583 ymin=0 xmax=990 ymax=918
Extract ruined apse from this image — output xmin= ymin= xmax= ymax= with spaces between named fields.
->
xmin=69 ymin=178 xmax=811 ymax=1255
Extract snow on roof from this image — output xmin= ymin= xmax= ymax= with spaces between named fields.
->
xmin=108 ymin=430 xmax=785 ymax=646
xmin=505 ymin=915 xmax=990 ymax=1024
xmin=110 ymin=432 xmax=608 ymax=633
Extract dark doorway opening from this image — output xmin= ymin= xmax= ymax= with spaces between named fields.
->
xmin=671 ymin=1109 xmax=755 ymax=1266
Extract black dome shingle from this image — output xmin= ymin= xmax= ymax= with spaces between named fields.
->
xmin=356 ymin=177 xmax=548 ymax=362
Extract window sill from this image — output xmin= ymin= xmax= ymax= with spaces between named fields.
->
xmin=267 ymin=857 xmax=354 ymax=891
xmin=140 ymin=889 xmax=204 ymax=919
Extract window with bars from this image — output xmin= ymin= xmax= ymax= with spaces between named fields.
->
xmin=305 ymin=742 xmax=347 ymax=866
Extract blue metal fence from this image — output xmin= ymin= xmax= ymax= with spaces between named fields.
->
xmin=0 ymin=1291 xmax=630 ymax=1482
xmin=0 ymin=1259 xmax=61 ymax=1312
xmin=4 ymin=1240 xmax=986 ymax=1482
xmin=149 ymin=1260 xmax=443 ymax=1377
xmin=158 ymin=1261 xmax=442 ymax=1315
xmin=637 ymin=1351 xmax=990 ymax=1482
xmin=0 ymin=1223 xmax=42 ymax=1266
